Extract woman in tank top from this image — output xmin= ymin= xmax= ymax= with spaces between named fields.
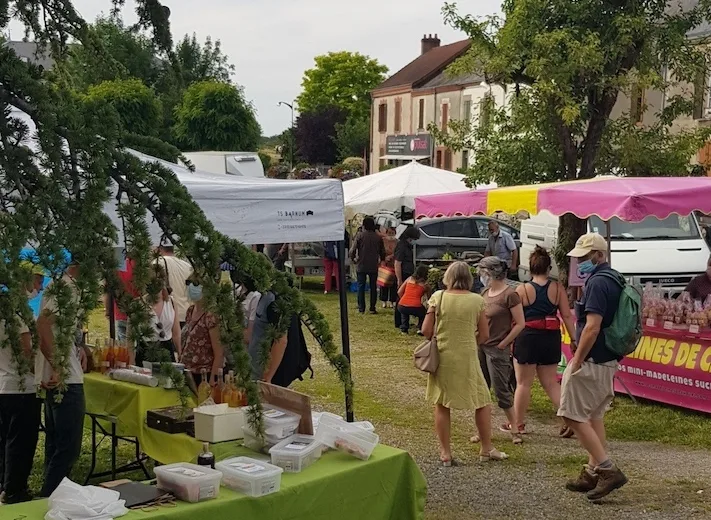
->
xmin=138 ymin=266 xmax=182 ymax=364
xmin=511 ymin=246 xmax=576 ymax=438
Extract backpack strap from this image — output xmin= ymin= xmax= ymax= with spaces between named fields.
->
xmin=590 ymin=269 xmax=625 ymax=288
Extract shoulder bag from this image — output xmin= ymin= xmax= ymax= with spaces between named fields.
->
xmin=414 ymin=292 xmax=443 ymax=373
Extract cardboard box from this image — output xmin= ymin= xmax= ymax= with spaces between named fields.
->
xmin=194 ymin=404 xmax=245 ymax=443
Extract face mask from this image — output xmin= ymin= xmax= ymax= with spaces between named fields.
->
xmin=187 ymin=283 xmax=203 ymax=301
xmin=490 ymin=230 xmax=499 ymax=238
xmin=577 ymin=259 xmax=596 ymax=276
xmin=27 ymin=289 xmax=39 ymax=299
xmin=480 ymin=274 xmax=490 ymax=287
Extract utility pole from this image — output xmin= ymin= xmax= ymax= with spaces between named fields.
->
xmin=278 ymin=101 xmax=295 ymax=170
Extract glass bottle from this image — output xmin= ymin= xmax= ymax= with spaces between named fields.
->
xmin=100 ymin=338 xmax=110 ymax=374
xmin=197 ymin=368 xmax=211 ymax=404
xmin=221 ymin=374 xmax=233 ymax=405
xmin=211 ymin=368 xmax=224 ymax=404
xmin=197 ymin=442 xmax=215 ymax=469
xmin=106 ymin=339 xmax=116 ymax=370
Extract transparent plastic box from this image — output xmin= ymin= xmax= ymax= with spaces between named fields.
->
xmin=261 ymin=405 xmax=301 ymax=440
xmin=216 ymin=456 xmax=283 ymax=497
xmin=269 ymin=434 xmax=322 ymax=473
xmin=154 ymin=462 xmax=222 ymax=503
xmin=315 ymin=413 xmax=379 ymax=461
xmin=313 ymin=412 xmax=374 ymax=432
xmin=242 ymin=425 xmax=279 ymax=454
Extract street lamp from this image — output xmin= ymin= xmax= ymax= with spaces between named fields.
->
xmin=278 ymin=101 xmax=295 ymax=170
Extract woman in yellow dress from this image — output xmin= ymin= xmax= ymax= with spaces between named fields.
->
xmin=422 ymin=261 xmax=508 ymax=466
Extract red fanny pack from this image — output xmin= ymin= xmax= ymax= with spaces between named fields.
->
xmin=525 ymin=316 xmax=560 ymax=331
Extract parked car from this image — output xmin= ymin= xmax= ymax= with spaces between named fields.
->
xmin=413 ymin=216 xmax=521 ymax=260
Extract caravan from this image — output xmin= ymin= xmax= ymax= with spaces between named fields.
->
xmin=519 ymin=210 xmax=710 ymax=294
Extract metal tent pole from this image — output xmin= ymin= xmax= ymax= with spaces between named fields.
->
xmin=336 ymin=240 xmax=354 ymax=422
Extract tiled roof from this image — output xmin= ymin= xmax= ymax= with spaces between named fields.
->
xmin=417 ymin=70 xmax=484 ymax=90
xmin=373 ymin=39 xmax=471 ymax=92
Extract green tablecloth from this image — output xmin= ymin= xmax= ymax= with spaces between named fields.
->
xmin=5 ymin=445 xmax=426 ymax=520
xmin=84 ymin=373 xmax=202 ymax=464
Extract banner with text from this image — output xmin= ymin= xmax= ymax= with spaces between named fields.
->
xmin=560 ymin=327 xmax=711 ymax=414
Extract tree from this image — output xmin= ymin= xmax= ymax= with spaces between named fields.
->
xmin=294 ymin=106 xmax=347 ymax=165
xmin=173 ymin=33 xmax=234 ymax=85
xmin=297 ymin=52 xmax=387 ymax=121
xmin=334 ymin=116 xmax=369 ymax=162
xmin=84 ymin=78 xmax=162 ymax=137
xmin=436 ymin=0 xmax=711 ymax=276
xmin=172 ymin=81 xmax=261 ymax=151
xmin=1 ymin=1 xmax=350 ymax=429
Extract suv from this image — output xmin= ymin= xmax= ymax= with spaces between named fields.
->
xmin=414 ymin=216 xmax=521 ymax=260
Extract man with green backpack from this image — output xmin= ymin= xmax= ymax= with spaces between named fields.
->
xmin=558 ymin=232 xmax=641 ymax=500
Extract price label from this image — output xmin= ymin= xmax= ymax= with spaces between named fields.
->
xmin=646 ymin=319 xmax=656 ymax=327
xmin=689 ymin=324 xmax=700 ymax=334
xmin=663 ymin=321 xmax=674 ymax=330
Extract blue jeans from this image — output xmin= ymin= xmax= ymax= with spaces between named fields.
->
xmin=40 ymin=384 xmax=85 ymax=497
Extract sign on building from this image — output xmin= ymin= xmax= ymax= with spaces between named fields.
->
xmin=385 ymin=134 xmax=432 ymax=157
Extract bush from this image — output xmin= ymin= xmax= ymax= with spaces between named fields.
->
xmin=329 ymin=163 xmax=360 ymax=181
xmin=379 ymin=163 xmax=396 ymax=171
xmin=266 ymin=163 xmax=290 ymax=179
xmin=293 ymin=167 xmax=322 ymax=180
xmin=342 ymin=157 xmax=365 ymax=174
xmin=258 ymin=152 xmax=272 ymax=170
xmin=84 ymin=78 xmax=162 ymax=137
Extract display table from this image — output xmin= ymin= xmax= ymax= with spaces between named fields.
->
xmin=5 ymin=445 xmax=427 ymax=520
xmin=560 ymin=325 xmax=711 ymax=413
xmin=84 ymin=373 xmax=202 ymax=464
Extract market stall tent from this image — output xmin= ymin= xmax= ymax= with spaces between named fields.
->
xmin=342 ymin=161 xmax=483 ymax=219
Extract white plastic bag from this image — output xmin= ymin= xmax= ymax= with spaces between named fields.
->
xmin=45 ymin=478 xmax=128 ymax=520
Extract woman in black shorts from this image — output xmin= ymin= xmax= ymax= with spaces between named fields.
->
xmin=511 ymin=246 xmax=577 ymax=437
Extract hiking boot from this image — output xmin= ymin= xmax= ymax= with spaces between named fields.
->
xmin=586 ymin=465 xmax=628 ymax=500
xmin=565 ymin=464 xmax=598 ymax=492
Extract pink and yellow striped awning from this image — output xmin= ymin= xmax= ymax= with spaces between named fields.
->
xmin=414 ymin=177 xmax=711 ymax=222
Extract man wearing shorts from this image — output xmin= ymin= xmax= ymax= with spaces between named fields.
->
xmin=559 ymin=233 xmax=627 ymax=500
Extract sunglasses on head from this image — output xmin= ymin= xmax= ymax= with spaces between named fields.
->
xmin=185 ymin=280 xmax=198 ymax=287
xmin=155 ymin=321 xmax=166 ymax=339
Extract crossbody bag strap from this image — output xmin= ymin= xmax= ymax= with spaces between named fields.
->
xmin=434 ymin=291 xmax=444 ymax=338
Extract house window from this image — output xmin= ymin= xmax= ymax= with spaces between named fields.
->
xmin=418 ymin=99 xmax=425 ymax=129
xmin=463 ymin=100 xmax=472 ymax=123
xmin=444 ymin=149 xmax=452 ymax=170
xmin=378 ymin=103 xmax=387 ymax=133
xmin=480 ymin=94 xmax=493 ymax=129
xmin=441 ymin=102 xmax=449 ymax=132
xmin=631 ymin=85 xmax=645 ymax=124
xmin=394 ymin=99 xmax=402 ymax=133
xmin=462 ymin=150 xmax=469 ymax=171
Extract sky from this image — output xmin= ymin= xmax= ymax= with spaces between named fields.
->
xmin=9 ymin=0 xmax=502 ymax=136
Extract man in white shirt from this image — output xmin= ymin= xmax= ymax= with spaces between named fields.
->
xmin=154 ymin=244 xmax=193 ymax=328
xmin=0 ymin=264 xmax=44 ymax=504
xmin=35 ymin=259 xmax=85 ymax=498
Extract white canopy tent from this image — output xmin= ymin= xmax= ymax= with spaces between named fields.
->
xmin=342 ymin=161 xmax=479 ymax=219
xmin=120 ymin=150 xmax=345 ymax=245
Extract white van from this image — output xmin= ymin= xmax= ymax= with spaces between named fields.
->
xmin=181 ymin=151 xmax=265 ymax=178
xmin=519 ymin=210 xmax=710 ymax=294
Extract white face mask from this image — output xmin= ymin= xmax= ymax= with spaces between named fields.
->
xmin=480 ymin=274 xmax=491 ymax=287
xmin=27 ymin=289 xmax=39 ymax=299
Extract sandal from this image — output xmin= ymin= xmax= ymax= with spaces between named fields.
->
xmin=511 ymin=432 xmax=523 ymax=445
xmin=441 ymin=458 xmax=458 ymax=467
xmin=559 ymin=426 xmax=575 ymax=438
xmin=500 ymin=422 xmax=528 ymax=434
xmin=480 ymin=448 xmax=509 ymax=462
xmin=469 ymin=434 xmax=481 ymax=443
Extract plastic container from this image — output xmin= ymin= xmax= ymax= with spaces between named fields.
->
xmin=269 ymin=434 xmax=322 ymax=473
xmin=242 ymin=426 xmax=277 ymax=454
xmin=194 ymin=404 xmax=245 ymax=443
xmin=216 ymin=457 xmax=283 ymax=497
xmin=315 ymin=413 xmax=379 ymax=461
xmin=261 ymin=406 xmax=301 ymax=440
xmin=154 ymin=462 xmax=222 ymax=503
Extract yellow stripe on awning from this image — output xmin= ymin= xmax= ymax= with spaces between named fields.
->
xmin=486 ymin=185 xmax=539 ymax=215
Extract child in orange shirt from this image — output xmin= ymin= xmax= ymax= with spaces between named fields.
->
xmin=397 ymin=265 xmax=430 ymax=334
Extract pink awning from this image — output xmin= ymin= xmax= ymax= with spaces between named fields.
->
xmin=414 ymin=177 xmax=711 ymax=222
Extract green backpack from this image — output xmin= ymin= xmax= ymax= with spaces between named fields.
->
xmin=592 ymin=270 xmax=642 ymax=357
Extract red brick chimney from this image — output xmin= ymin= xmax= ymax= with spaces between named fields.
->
xmin=421 ymin=34 xmax=441 ymax=55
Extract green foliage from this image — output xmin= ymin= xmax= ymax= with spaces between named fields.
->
xmin=334 ymin=116 xmax=369 ymax=162
xmin=438 ymin=0 xmax=711 ymax=279
xmin=85 ymin=79 xmax=162 ymax=137
xmin=297 ymin=51 xmax=387 ymax=121
xmin=266 ymin=163 xmax=290 ymax=179
xmin=2 ymin=1 xmax=350 ymax=435
xmin=258 ymin=152 xmax=272 ymax=171
xmin=295 ymin=106 xmax=346 ymax=165
xmin=172 ymin=81 xmax=261 ymax=152
xmin=341 ymin=157 xmax=365 ymax=174
xmin=173 ymin=33 xmax=234 ymax=86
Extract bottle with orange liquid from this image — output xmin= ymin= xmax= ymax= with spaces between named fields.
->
xmin=197 ymin=368 xmax=211 ymax=404
xmin=211 ymin=368 xmax=224 ymax=404
xmin=100 ymin=339 xmax=110 ymax=374
xmin=221 ymin=374 xmax=234 ymax=405
xmin=226 ymin=370 xmax=242 ymax=407
xmin=107 ymin=339 xmax=116 ymax=370
xmin=116 ymin=341 xmax=127 ymax=369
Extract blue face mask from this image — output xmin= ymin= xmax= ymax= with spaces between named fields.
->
xmin=187 ymin=283 xmax=203 ymax=301
xmin=577 ymin=259 xmax=596 ymax=276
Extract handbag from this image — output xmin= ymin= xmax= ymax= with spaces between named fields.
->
xmin=414 ymin=293 xmax=442 ymax=373
xmin=377 ymin=265 xmax=396 ymax=288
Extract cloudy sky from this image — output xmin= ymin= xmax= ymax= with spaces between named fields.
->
xmin=10 ymin=0 xmax=502 ymax=135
